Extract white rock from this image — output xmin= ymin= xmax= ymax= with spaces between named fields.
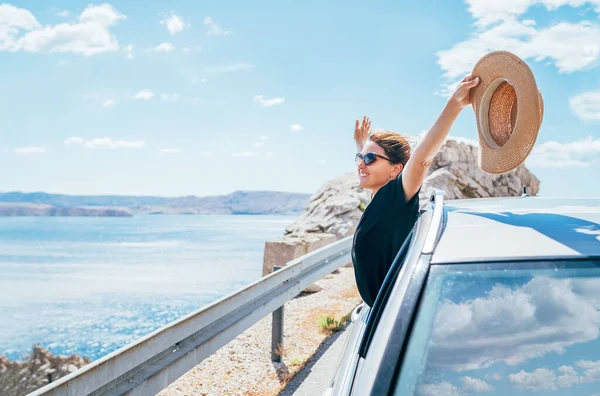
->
xmin=285 ymin=138 xmax=540 ymax=240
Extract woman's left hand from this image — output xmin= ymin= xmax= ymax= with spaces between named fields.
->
xmin=450 ymin=74 xmax=480 ymax=109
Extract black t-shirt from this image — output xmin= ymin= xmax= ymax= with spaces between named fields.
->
xmin=351 ymin=173 xmax=420 ymax=307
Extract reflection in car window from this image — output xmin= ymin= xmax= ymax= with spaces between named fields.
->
xmin=395 ymin=261 xmax=600 ymax=395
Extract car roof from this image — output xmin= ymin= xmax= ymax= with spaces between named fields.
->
xmin=430 ymin=196 xmax=600 ymax=264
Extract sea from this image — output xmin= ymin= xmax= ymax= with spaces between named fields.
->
xmin=0 ymin=214 xmax=295 ymax=362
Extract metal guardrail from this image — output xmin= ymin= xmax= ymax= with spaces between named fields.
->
xmin=29 ymin=235 xmax=354 ymax=396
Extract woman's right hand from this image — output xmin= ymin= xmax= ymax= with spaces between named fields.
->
xmin=354 ymin=116 xmax=371 ymax=151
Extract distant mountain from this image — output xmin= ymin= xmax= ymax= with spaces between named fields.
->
xmin=0 ymin=191 xmax=310 ymax=216
xmin=0 ymin=192 xmax=169 ymax=207
xmin=0 ymin=203 xmax=133 ymax=217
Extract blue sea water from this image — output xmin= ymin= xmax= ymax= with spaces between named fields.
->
xmin=0 ymin=215 xmax=294 ymax=361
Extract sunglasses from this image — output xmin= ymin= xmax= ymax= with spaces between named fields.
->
xmin=355 ymin=152 xmax=392 ymax=166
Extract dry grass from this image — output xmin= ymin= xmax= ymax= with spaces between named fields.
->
xmin=338 ymin=284 xmax=360 ymax=299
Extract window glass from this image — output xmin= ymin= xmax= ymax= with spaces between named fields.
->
xmin=395 ymin=261 xmax=600 ymax=395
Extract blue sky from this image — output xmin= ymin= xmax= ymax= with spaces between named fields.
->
xmin=0 ymin=0 xmax=599 ymax=197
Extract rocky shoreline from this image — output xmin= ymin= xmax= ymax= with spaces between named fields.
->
xmin=0 ymin=346 xmax=90 ymax=396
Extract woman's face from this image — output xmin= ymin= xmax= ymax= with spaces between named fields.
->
xmin=357 ymin=141 xmax=402 ymax=192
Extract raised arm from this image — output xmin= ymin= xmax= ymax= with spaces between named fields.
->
xmin=354 ymin=116 xmax=371 ymax=152
xmin=402 ymin=74 xmax=480 ymax=201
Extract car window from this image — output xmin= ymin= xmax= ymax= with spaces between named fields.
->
xmin=394 ymin=260 xmax=600 ymax=396
xmin=358 ymin=230 xmax=415 ymax=358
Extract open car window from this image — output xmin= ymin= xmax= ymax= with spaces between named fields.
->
xmin=358 ymin=230 xmax=415 ymax=358
xmin=394 ymin=260 xmax=600 ymax=396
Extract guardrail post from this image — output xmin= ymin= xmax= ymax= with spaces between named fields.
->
xmin=271 ymin=265 xmax=284 ymax=362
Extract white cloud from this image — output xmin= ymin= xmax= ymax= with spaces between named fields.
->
xmin=460 ymin=377 xmax=493 ymax=392
xmin=203 ymin=16 xmax=230 ymax=36
xmin=506 ymin=362 xmax=600 ymax=391
xmin=0 ymin=4 xmax=40 ymax=30
xmin=191 ymin=76 xmax=208 ymax=84
xmin=419 ymin=381 xmax=461 ymax=396
xmin=54 ymin=9 xmax=70 ymax=17
xmin=182 ymin=47 xmax=190 ymax=53
xmin=202 ymin=63 xmax=252 ymax=76
xmin=159 ymin=11 xmax=189 ymax=36
xmin=252 ymin=142 xmax=265 ymax=148
xmin=266 ymin=151 xmax=275 ymax=157
xmin=232 ymin=151 xmax=256 ymax=157
xmin=14 ymin=147 xmax=46 ymax=154
xmin=290 ymin=123 xmax=304 ymax=132
xmin=0 ymin=4 xmax=126 ymax=56
xmin=428 ymin=276 xmax=600 ymax=372
xmin=65 ymin=137 xmax=144 ymax=149
xmin=527 ymin=136 xmax=600 ymax=167
xmin=200 ymin=150 xmax=212 ymax=157
xmin=134 ymin=89 xmax=154 ymax=100
xmin=570 ymin=90 xmax=600 ymax=121
xmin=79 ymin=4 xmax=125 ymax=25
xmin=557 ymin=365 xmax=581 ymax=388
xmin=465 ymin=0 xmax=600 ymax=27
xmin=419 ymin=376 xmax=493 ymax=395
xmin=436 ymin=1 xmax=600 ymax=96
xmin=160 ymin=93 xmax=180 ymax=102
xmin=103 ymin=99 xmax=116 ymax=107
xmin=486 ymin=373 xmax=502 ymax=381
xmin=155 ymin=42 xmax=175 ymax=53
xmin=509 ymin=368 xmax=557 ymax=391
xmin=64 ymin=137 xmax=84 ymax=145
xmin=160 ymin=148 xmax=180 ymax=153
xmin=56 ymin=59 xmax=69 ymax=66
xmin=123 ymin=44 xmax=133 ymax=59
xmin=254 ymin=95 xmax=285 ymax=107
xmin=260 ymin=136 xmax=268 ymax=141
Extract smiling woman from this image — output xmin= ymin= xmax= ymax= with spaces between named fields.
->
xmin=350 ymin=74 xmax=480 ymax=307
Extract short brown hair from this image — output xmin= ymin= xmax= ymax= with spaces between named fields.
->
xmin=369 ymin=131 xmax=411 ymax=167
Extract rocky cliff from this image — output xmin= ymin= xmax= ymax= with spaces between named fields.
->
xmin=284 ymin=139 xmax=540 ymax=239
xmin=0 ymin=345 xmax=90 ymax=396
xmin=263 ymin=138 xmax=540 ymax=275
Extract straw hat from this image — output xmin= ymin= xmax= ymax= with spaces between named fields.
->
xmin=470 ymin=51 xmax=544 ymax=174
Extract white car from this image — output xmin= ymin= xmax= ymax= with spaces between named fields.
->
xmin=324 ymin=192 xmax=600 ymax=396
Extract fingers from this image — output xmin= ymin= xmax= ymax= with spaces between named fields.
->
xmin=467 ymin=76 xmax=480 ymax=87
xmin=358 ymin=116 xmax=371 ymax=132
xmin=458 ymin=76 xmax=479 ymax=91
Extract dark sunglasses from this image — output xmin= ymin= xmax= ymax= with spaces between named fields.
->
xmin=355 ymin=152 xmax=392 ymax=166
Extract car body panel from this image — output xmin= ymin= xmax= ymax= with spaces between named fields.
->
xmin=433 ymin=197 xmax=600 ymax=264
xmin=328 ymin=195 xmax=600 ymax=396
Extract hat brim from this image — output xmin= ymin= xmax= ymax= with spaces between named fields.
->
xmin=470 ymin=51 xmax=543 ymax=174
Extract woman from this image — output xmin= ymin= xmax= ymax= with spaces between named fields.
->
xmin=351 ymin=74 xmax=480 ymax=307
